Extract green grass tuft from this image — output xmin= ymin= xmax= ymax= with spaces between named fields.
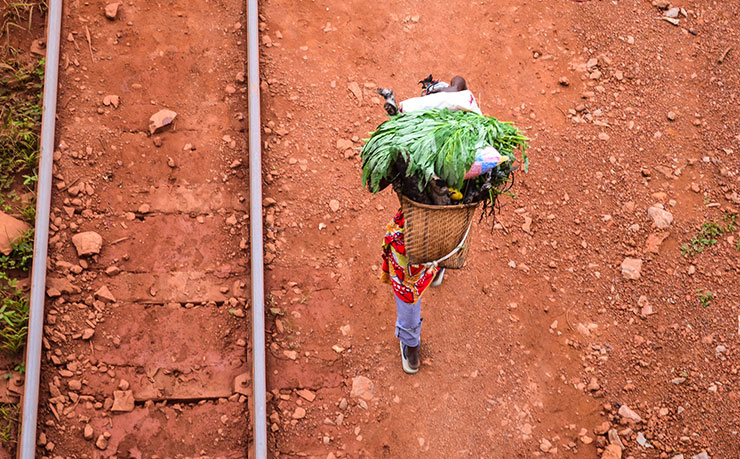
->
xmin=0 ymin=403 xmax=17 ymax=446
xmin=680 ymin=222 xmax=721 ymax=256
xmin=0 ymin=57 xmax=44 ymax=191
xmin=0 ymin=229 xmax=34 ymax=272
xmin=680 ymin=214 xmax=737 ymax=257
xmin=0 ymin=273 xmax=29 ymax=354
xmin=696 ymin=289 xmax=715 ymax=308
xmin=1 ymin=1 xmax=48 ymax=49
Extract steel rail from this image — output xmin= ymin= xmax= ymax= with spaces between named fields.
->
xmin=19 ymin=0 xmax=63 ymax=457
xmin=246 ymin=0 xmax=266 ymax=456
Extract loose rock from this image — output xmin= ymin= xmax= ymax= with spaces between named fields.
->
xmin=347 ymin=82 xmax=362 ymax=104
xmin=662 ymin=17 xmax=680 ymax=26
xmin=111 ymin=390 xmax=134 ymax=412
xmin=601 ymin=444 xmax=623 ymax=459
xmin=148 ymin=109 xmax=178 ymax=134
xmin=620 ymin=258 xmax=642 ymax=280
xmin=522 ymin=216 xmax=532 ymax=234
xmin=0 ymin=211 xmax=32 ymax=255
xmin=608 ymin=428 xmax=625 ymax=448
xmin=618 ymin=404 xmax=642 ymax=422
xmin=95 ymin=434 xmax=107 ymax=450
xmin=595 ymin=421 xmax=611 ymax=435
xmin=645 ymin=232 xmax=669 ymax=254
xmin=47 ymin=277 xmax=80 ymax=295
xmin=71 ymin=231 xmax=103 ymax=256
xmin=297 ymin=389 xmax=316 ymax=402
xmin=95 ymin=285 xmax=116 ymax=303
xmin=350 ymin=375 xmax=374 ymax=401
xmin=638 ymin=295 xmax=655 ymax=317
xmin=636 ymin=431 xmax=652 ymax=447
xmin=665 ymin=7 xmax=680 ymax=18
xmin=104 ymin=2 xmax=121 ymax=20
xmin=103 ymin=95 xmax=119 ymax=108
xmin=648 ymin=205 xmax=673 ymax=229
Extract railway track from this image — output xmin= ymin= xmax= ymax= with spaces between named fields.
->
xmin=21 ymin=0 xmax=263 ymax=456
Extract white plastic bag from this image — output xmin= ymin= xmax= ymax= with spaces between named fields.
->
xmin=399 ymin=90 xmax=482 ymax=115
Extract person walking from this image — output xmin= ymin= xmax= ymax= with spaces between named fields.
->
xmin=376 ymin=75 xmax=468 ymax=374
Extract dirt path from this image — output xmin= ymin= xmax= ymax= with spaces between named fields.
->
xmin=36 ymin=0 xmax=251 ymax=455
xmin=259 ymin=0 xmax=739 ymax=458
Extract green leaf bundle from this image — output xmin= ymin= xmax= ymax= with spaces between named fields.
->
xmin=361 ymin=109 xmax=528 ymax=193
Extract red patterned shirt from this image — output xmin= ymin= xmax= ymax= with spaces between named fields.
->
xmin=380 ymin=211 xmax=438 ymax=304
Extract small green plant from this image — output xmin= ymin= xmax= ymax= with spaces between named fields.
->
xmin=0 ymin=57 xmax=44 ymax=191
xmin=21 ymin=171 xmax=37 ymax=186
xmin=20 ymin=202 xmax=34 ymax=222
xmin=0 ymin=403 xmax=17 ymax=446
xmin=681 ymin=222 xmax=722 ymax=256
xmin=696 ymin=289 xmax=715 ymax=307
xmin=682 ymin=212 xmax=739 ymax=256
xmin=723 ymin=212 xmax=737 ymax=233
xmin=0 ymin=229 xmax=34 ymax=272
xmin=0 ymin=273 xmax=30 ymax=354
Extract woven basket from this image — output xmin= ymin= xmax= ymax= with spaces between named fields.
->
xmin=399 ymin=194 xmax=479 ymax=269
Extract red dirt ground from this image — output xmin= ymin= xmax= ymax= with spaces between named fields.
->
xmin=258 ymin=0 xmax=739 ymax=458
xmin=34 ymin=0 xmax=252 ymax=456
xmin=5 ymin=0 xmax=738 ymax=457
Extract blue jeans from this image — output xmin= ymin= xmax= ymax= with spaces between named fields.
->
xmin=395 ymin=296 xmax=422 ymax=347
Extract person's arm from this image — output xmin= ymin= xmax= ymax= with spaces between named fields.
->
xmin=429 ymin=75 xmax=467 ymax=93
